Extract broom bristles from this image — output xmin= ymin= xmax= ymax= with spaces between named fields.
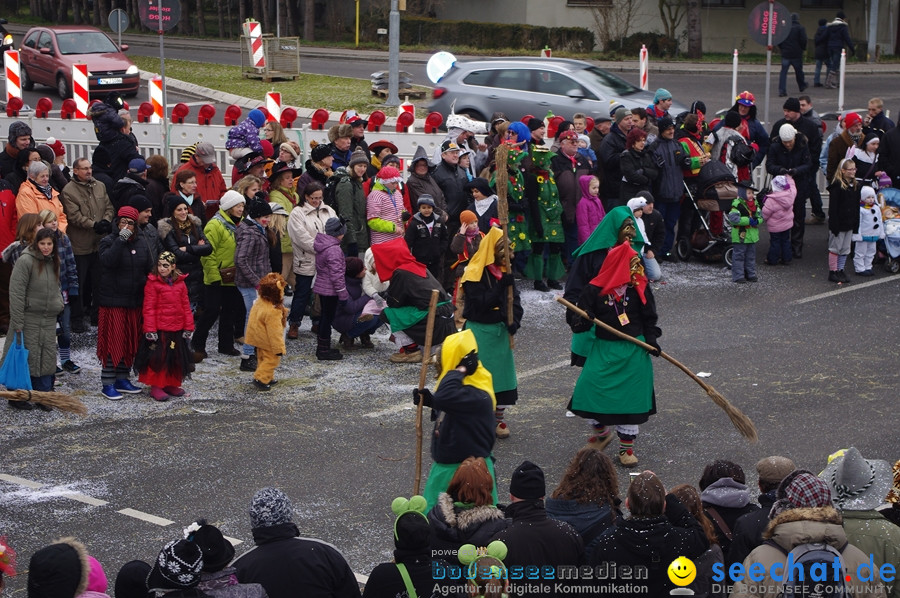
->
xmin=1 ymin=389 xmax=88 ymax=416
xmin=706 ymin=386 xmax=758 ymax=442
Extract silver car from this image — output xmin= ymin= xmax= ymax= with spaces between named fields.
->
xmin=428 ymin=57 xmax=685 ymax=123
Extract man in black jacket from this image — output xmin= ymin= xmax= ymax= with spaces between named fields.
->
xmin=551 ymin=130 xmax=592 ymax=264
xmin=234 ymin=487 xmax=361 ymax=598
xmin=598 ymin=108 xmax=635 ymax=210
xmin=778 ymin=14 xmax=808 ymax=97
xmin=432 ymin=140 xmax=469 ymax=289
xmin=878 ymin=124 xmax=900 ymax=187
xmin=767 ymin=123 xmax=812 ymax=258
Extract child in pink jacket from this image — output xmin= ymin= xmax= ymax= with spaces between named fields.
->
xmin=761 ymin=174 xmax=796 ymax=265
xmin=575 ymin=175 xmax=605 ymax=244
xmin=313 ymin=217 xmax=349 ymax=361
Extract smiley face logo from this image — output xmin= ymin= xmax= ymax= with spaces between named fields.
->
xmin=667 ymin=556 xmax=697 ymax=587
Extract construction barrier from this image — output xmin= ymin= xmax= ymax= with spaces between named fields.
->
xmin=4 ymin=50 xmax=21 ymax=102
xmin=242 ymin=20 xmax=266 ymax=70
xmin=266 ymin=92 xmax=281 ymax=121
xmin=72 ymin=63 xmax=89 ymax=118
xmin=149 ymin=77 xmax=163 ymax=123
xmin=639 ymin=45 xmax=648 ymax=91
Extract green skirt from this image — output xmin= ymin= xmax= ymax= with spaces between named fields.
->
xmin=465 ymin=320 xmax=517 ymax=394
xmin=423 ymin=456 xmax=498 ymax=513
xmin=569 ymin=334 xmax=656 ymax=425
xmin=571 ymin=330 xmax=595 ymax=361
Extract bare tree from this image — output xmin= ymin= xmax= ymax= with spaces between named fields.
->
xmin=196 ymin=0 xmax=207 ymax=36
xmin=589 ymin=0 xmax=640 ymax=50
xmin=217 ymin=0 xmax=227 ymax=37
xmin=658 ymin=0 xmax=686 ymax=40
xmin=55 ymin=0 xmax=70 ymax=22
xmin=303 ymin=0 xmax=314 ymax=41
xmin=686 ymin=0 xmax=702 ymax=58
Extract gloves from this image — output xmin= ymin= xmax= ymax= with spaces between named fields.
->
xmin=182 ymin=330 xmax=193 ymax=340
xmin=119 ymin=227 xmax=133 ymax=241
xmin=93 ymin=220 xmax=112 ymax=234
xmin=499 ymin=273 xmax=515 ymax=287
xmin=145 ymin=332 xmax=158 ymax=341
xmin=412 ymin=387 xmax=433 ymax=408
xmin=749 ymin=217 xmax=759 ymax=227
xmin=457 ymin=350 xmax=479 ymax=376
xmin=346 ymin=243 xmax=358 ymax=257
xmin=779 ymin=168 xmax=790 ymax=175
xmin=645 ymin=338 xmax=661 ymax=357
xmin=372 ymin=293 xmax=385 ymax=308
xmin=401 ymin=211 xmax=412 ymax=222
xmin=507 ymin=322 xmax=520 ymax=336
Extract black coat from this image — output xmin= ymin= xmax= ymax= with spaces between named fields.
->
xmin=492 ymin=500 xmax=584 ymax=598
xmin=879 ymin=126 xmax=900 ymax=186
xmin=404 ymin=213 xmax=449 ymax=275
xmin=648 ymin=136 xmax=689 ymax=202
xmin=826 ymin=180 xmax=861 ymax=234
xmin=382 ymin=269 xmax=455 ymax=346
xmin=778 ymin=19 xmax=808 ymax=59
xmin=620 ymin=147 xmax=659 ymax=201
xmin=589 ymin=495 xmax=709 ymax=597
xmin=551 ymin=151 xmax=592 ymax=225
xmin=461 ymin=270 xmax=523 ymax=330
xmin=770 ymin=116 xmax=822 ymax=167
xmin=97 ymin=230 xmax=154 ymax=308
xmin=363 ymin=553 xmax=462 ymax=598
xmin=429 ymin=370 xmax=495 ymax=465
xmin=598 ymin=125 xmax=628 ymax=206
xmin=234 ymin=523 xmax=360 ymax=598
xmin=726 ymin=491 xmax=776 ymax=570
xmin=701 ymin=501 xmax=759 ymax=557
xmin=431 ymin=160 xmax=469 ymax=225
xmin=110 ymin=174 xmax=150 ymax=212
xmin=428 ymin=493 xmax=511 ymax=554
xmin=814 ymin=23 xmax=829 ymax=60
xmin=92 ymin=134 xmax=141 ymax=191
xmin=766 ymin=136 xmax=812 ymax=199
xmin=642 ymin=208 xmax=665 ymax=254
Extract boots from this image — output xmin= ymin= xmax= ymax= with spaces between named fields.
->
xmin=825 ymin=70 xmax=837 ymax=89
xmin=359 ymin=333 xmax=374 ymax=349
xmin=340 ymin=334 xmax=354 ymax=350
xmin=316 ymin=337 xmax=342 ymax=361
xmin=287 ymin=323 xmax=299 ymax=339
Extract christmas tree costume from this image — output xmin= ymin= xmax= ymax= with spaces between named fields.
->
xmin=524 ymin=147 xmax=565 ymax=284
xmin=492 ymin=146 xmax=531 ymax=253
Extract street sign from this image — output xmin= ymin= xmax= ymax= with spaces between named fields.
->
xmin=747 ymin=2 xmax=790 ymax=46
xmin=109 ymin=8 xmax=129 ymax=34
xmin=139 ymin=0 xmax=181 ymax=32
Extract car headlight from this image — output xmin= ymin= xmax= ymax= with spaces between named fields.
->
xmin=2 ymin=35 xmax=12 ymax=46
xmin=126 ymin=65 xmax=139 ymax=75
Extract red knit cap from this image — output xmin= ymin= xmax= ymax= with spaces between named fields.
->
xmin=46 ymin=137 xmax=65 ymax=157
xmin=842 ymin=111 xmax=862 ymax=128
xmin=117 ymin=206 xmax=140 ymax=221
xmin=377 ymin=166 xmax=402 ymax=183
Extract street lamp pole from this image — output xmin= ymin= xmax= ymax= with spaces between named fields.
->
xmin=386 ymin=0 xmax=400 ymax=106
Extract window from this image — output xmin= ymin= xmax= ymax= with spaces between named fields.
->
xmin=702 ymin=0 xmax=744 ymax=6
xmin=534 ymin=70 xmax=589 ymax=98
xmin=463 ymin=69 xmax=532 ymax=92
xmin=23 ymin=31 xmax=38 ymax=49
xmin=38 ymin=32 xmax=52 ymax=51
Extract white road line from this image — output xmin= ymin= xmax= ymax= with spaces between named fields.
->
xmin=66 ymin=493 xmax=109 ymax=506
xmin=0 ymin=473 xmax=45 ymax=489
xmin=224 ymin=535 xmax=243 ymax=547
xmin=117 ymin=508 xmax=175 ymax=526
xmin=517 ymin=359 xmax=570 ymax=380
xmin=363 ymin=403 xmax=415 ymax=418
xmin=792 ymin=276 xmax=899 ymax=304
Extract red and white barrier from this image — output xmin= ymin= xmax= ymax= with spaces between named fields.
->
xmin=4 ymin=50 xmax=21 ymax=102
xmin=243 ymin=20 xmax=266 ymax=70
xmin=265 ymin=92 xmax=281 ymax=121
xmin=540 ymin=46 xmax=551 ymax=58
xmin=639 ymin=45 xmax=648 ymax=91
xmin=72 ymin=63 xmax=89 ymax=118
xmin=149 ymin=77 xmax=163 ymax=123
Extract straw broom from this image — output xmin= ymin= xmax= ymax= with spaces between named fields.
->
xmin=414 ymin=289 xmax=440 ymax=495
xmin=557 ymin=296 xmax=758 ymax=443
xmin=3 ymin=389 xmax=88 ymax=416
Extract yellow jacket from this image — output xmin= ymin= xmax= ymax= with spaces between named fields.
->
xmin=245 ymin=298 xmax=288 ymax=354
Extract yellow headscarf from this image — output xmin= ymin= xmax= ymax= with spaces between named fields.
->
xmin=460 ymin=227 xmax=506 ymax=285
xmin=434 ymin=330 xmax=496 ymax=407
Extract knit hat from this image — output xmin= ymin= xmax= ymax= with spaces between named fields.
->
xmin=192 ymin=142 xmax=215 ymax=165
xmin=113 ymin=561 xmax=151 ymax=598
xmin=557 ymin=130 xmax=578 ymax=143
xmin=260 ymin=139 xmax=274 ymax=159
xmin=166 ymin=194 xmax=191 ymax=217
xmin=180 ymin=143 xmax=199 ymax=163
xmin=577 ymin=134 xmax=591 ymax=147
xmin=690 ymin=100 xmax=706 ymax=116
xmin=724 ymin=111 xmax=742 ymax=129
xmin=185 ymin=522 xmax=235 ymax=573
xmin=771 ymin=175 xmax=791 ymax=192
xmin=117 ymin=206 xmax=140 ymax=221
xmin=782 ymin=97 xmax=801 ymax=113
xmin=145 ymin=540 xmax=203 ymax=592
xmin=268 ymin=202 xmax=289 ymax=216
xmin=416 ymin=194 xmax=436 ymax=207
xmin=842 ymin=111 xmax=863 ymax=129
xmin=219 ymin=190 xmax=246 ymax=212
xmin=736 ymin=91 xmax=756 ymax=107
xmin=779 ymin=124 xmax=796 ymax=142
xmin=863 ymin=132 xmax=880 ymax=150
xmin=279 ymin=142 xmax=299 ymax=160
xmin=382 ymin=154 xmax=401 ymax=167
xmin=249 ymin=487 xmax=294 ymax=528
xmin=509 ymin=460 xmax=545 ymax=500
xmin=822 ymin=446 xmax=893 ymax=511
xmin=345 ymin=256 xmax=364 ymax=278
xmin=636 ymin=190 xmax=655 ymax=204
xmin=440 ymin=139 xmax=461 ymax=154
xmin=369 ymin=140 xmax=398 ymax=156
xmin=129 ymin=195 xmax=152 ymax=214
xmin=756 ymin=456 xmax=796 ymax=485
xmin=459 ymin=210 xmax=478 ymax=226
xmin=464 ymin=177 xmax=492 ymax=198
xmin=27 ymin=538 xmax=89 ymax=598
xmin=247 ymin=109 xmax=266 ymax=128
xmin=247 ymin=198 xmax=273 ymax=219
xmin=526 ymin=117 xmax=545 ymax=132
xmin=45 ymin=137 xmax=65 ymax=157
xmin=769 ymin=470 xmax=832 ymax=517
xmin=8 ymin=121 xmax=32 ymax=144
xmin=627 ymin=196 xmax=647 ymax=212
xmin=390 ymin=496 xmax=430 ymax=552
xmin=349 ymin=147 xmax=369 ymax=168
xmin=377 ymin=165 xmax=402 ymax=184
xmin=311 ymin=143 xmax=333 ymax=162
xmin=653 ymin=88 xmax=672 ymax=104
xmin=85 ymin=557 xmax=107 ymax=593
xmin=325 ymin=217 xmax=346 ymax=237
xmin=613 ymin=107 xmax=629 ymax=125
xmin=128 ymin=158 xmax=147 ymax=173
xmin=327 ymin=124 xmax=353 ymax=142
xmin=657 ymin=116 xmax=674 ymax=131
xmin=860 ymin=186 xmax=876 ymax=203
xmin=35 ymin=144 xmax=55 ymax=164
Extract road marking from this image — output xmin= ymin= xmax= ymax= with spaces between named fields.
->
xmin=66 ymin=493 xmax=109 ymax=506
xmin=518 ymin=359 xmax=570 ymax=380
xmin=792 ymin=276 xmax=899 ymax=304
xmin=0 ymin=473 xmax=45 ymax=489
xmin=363 ymin=403 xmax=414 ymax=418
xmin=117 ymin=508 xmax=174 ymax=526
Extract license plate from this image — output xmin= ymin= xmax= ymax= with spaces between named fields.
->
xmin=98 ymin=77 xmax=122 ymax=85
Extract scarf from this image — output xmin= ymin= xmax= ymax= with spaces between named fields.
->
xmin=588 ymin=242 xmax=648 ymax=304
xmin=473 ymin=196 xmax=495 ymax=217
xmin=179 ymin=191 xmax=195 ymax=206
xmin=30 ymin=178 xmax=53 ymax=200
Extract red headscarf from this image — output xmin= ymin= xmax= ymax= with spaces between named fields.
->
xmin=588 ymin=242 xmax=648 ymax=304
xmin=370 ymin=237 xmax=428 ymax=283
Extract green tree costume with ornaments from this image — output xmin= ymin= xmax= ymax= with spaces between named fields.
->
xmin=524 ymin=147 xmax=565 ymax=285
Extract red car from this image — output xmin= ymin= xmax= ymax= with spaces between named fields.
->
xmin=19 ymin=25 xmax=140 ymax=99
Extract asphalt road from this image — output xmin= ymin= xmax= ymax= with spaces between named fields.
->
xmin=2 ymin=220 xmax=899 ymax=594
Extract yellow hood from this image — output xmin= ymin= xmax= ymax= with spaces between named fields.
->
xmin=435 ymin=330 xmax=496 ymax=407
xmin=460 ymin=227 xmax=505 ymax=285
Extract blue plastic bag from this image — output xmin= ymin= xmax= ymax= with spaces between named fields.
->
xmin=0 ymin=331 xmax=33 ymax=391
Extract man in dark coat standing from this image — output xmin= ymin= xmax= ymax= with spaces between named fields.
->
xmin=432 ymin=140 xmax=470 ymax=289
xmin=492 ymin=461 xmax=583 ymax=598
xmin=778 ymin=14 xmax=808 ymax=97
xmin=234 ymin=487 xmax=361 ymax=598
xmin=551 ymin=130 xmax=592 ymax=264
xmin=767 ymin=123 xmax=812 ymax=258
xmin=598 ymin=108 xmax=635 ymax=210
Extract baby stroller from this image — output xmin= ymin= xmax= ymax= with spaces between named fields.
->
xmin=675 ymin=160 xmax=736 ymax=267
xmin=880 ymin=187 xmax=900 ymax=273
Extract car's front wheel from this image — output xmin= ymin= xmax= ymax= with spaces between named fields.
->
xmin=56 ymin=74 xmax=71 ymax=99
xmin=21 ymin=66 xmax=34 ymax=91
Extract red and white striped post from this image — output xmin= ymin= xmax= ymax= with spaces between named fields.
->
xmin=265 ymin=91 xmax=281 ymax=122
xmin=639 ymin=44 xmax=649 ymax=91
xmin=243 ymin=20 xmax=266 ymax=70
xmin=72 ymin=63 xmax=89 ymax=118
xmin=731 ymin=49 xmax=739 ymax=106
xmin=4 ymin=50 xmax=21 ymax=103
xmin=149 ymin=77 xmax=163 ymax=123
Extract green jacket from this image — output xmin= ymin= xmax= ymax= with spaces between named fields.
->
xmin=268 ymin=187 xmax=297 ymax=253
xmin=841 ymin=510 xmax=900 ymax=598
xmin=335 ymin=173 xmax=369 ymax=252
xmin=2 ymin=246 xmax=64 ymax=377
xmin=728 ymin=196 xmax=763 ymax=244
xmin=201 ymin=209 xmax=241 ymax=286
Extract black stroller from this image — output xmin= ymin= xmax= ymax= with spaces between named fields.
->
xmin=675 ymin=160 xmax=737 ymax=267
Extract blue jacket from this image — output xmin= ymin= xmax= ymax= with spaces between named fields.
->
xmin=826 ymin=18 xmax=854 ymax=53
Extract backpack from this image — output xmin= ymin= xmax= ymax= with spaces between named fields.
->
xmin=729 ymin=137 xmax=755 ymax=167
xmin=764 ymin=540 xmax=851 ymax=598
xmin=323 ymin=170 xmax=349 ymax=216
